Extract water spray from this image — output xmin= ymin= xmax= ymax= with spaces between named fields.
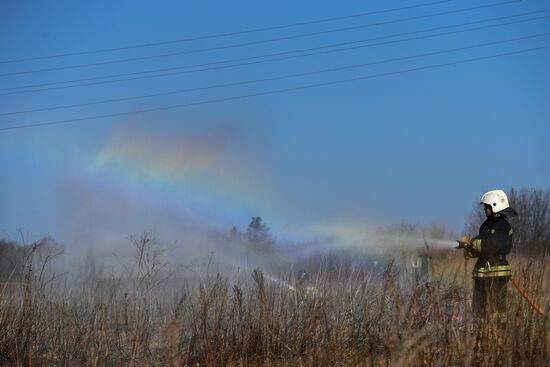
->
xmin=262 ymin=273 xmax=297 ymax=292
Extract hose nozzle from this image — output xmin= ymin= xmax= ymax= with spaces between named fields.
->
xmin=455 ymin=235 xmax=471 ymax=249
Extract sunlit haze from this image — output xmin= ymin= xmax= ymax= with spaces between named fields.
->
xmin=1 ymin=0 xmax=549 ymax=249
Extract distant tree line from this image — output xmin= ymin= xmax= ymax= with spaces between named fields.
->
xmin=0 ymin=237 xmax=56 ymax=281
xmin=0 ymin=239 xmax=27 ymax=281
xmin=2 ymin=188 xmax=548 ymax=280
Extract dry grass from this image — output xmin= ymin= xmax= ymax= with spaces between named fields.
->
xmin=0 ymin=248 xmax=548 ymax=366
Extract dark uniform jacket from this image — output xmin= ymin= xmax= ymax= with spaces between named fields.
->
xmin=470 ymin=214 xmax=513 ymax=278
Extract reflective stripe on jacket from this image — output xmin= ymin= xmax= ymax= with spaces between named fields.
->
xmin=472 ymin=264 xmax=512 ymax=278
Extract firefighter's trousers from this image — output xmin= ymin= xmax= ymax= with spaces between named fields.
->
xmin=473 ymin=276 xmax=509 ymax=322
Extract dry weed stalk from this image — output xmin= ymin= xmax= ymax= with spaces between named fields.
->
xmin=0 ymin=246 xmax=548 ymax=366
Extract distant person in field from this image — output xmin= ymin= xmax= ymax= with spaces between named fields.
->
xmin=460 ymin=189 xmax=516 ymax=324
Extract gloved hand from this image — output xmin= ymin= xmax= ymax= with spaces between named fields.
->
xmin=463 ymin=247 xmax=475 ymax=260
xmin=456 ymin=235 xmax=476 ymax=259
xmin=456 ymin=235 xmax=471 ymax=248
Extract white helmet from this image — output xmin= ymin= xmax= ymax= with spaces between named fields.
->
xmin=480 ymin=189 xmax=510 ymax=213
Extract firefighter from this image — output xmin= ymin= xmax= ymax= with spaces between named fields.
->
xmin=463 ymin=189 xmax=515 ymax=324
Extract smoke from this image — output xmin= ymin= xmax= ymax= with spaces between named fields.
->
xmin=48 ymin=119 xmax=286 ymax=277
xmin=36 ymin=118 xmax=458 ymax=280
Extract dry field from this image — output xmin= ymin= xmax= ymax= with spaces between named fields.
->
xmin=0 ymin=248 xmax=548 ymax=366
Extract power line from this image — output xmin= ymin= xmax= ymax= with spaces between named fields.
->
xmin=7 ymin=9 xmax=547 ymax=93
xmin=0 ymin=0 xmax=519 ymax=77
xmin=2 ymin=32 xmax=548 ymax=117
xmin=2 ymin=44 xmax=548 ymax=132
xmin=0 ymin=0 xmax=452 ymax=65
xmin=2 ymin=11 xmax=548 ymax=96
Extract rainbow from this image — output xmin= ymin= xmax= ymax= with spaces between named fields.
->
xmin=84 ymin=122 xmax=278 ymax=227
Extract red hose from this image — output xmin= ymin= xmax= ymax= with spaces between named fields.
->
xmin=510 ymin=276 xmax=548 ymax=319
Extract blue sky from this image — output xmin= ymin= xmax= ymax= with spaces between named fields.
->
xmin=1 ymin=0 xmax=549 ymax=246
